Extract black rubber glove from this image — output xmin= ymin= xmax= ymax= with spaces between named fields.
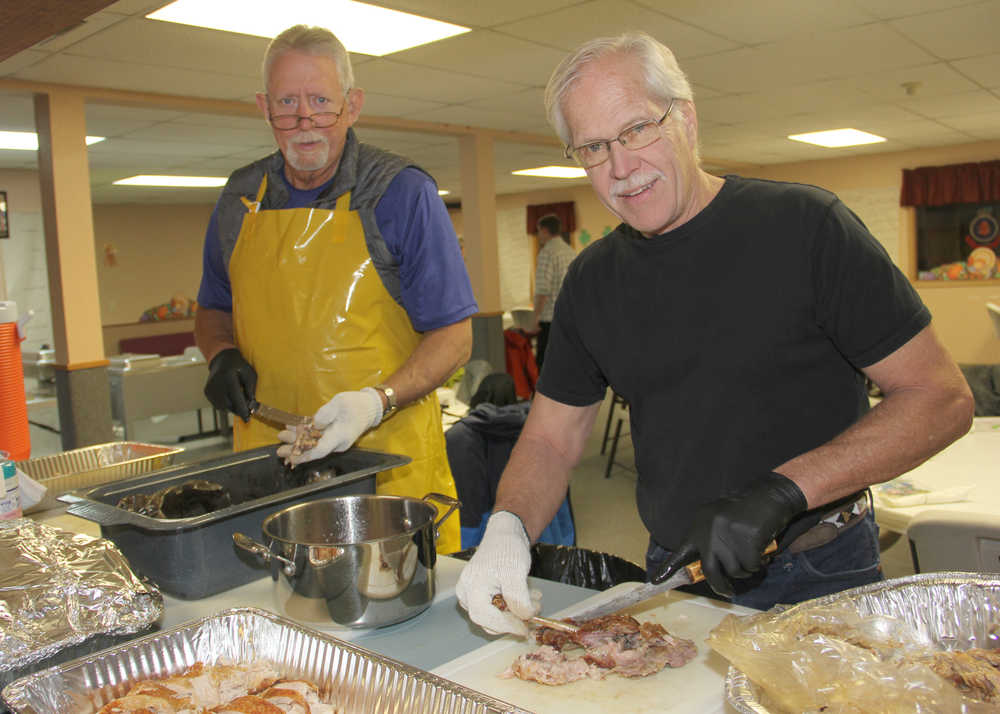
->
xmin=204 ymin=348 xmax=257 ymax=422
xmin=651 ymin=472 xmax=807 ymax=598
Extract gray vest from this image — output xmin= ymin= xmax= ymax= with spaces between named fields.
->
xmin=215 ymin=129 xmax=426 ymax=305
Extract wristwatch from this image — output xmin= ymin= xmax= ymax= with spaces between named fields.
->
xmin=374 ymin=383 xmax=398 ymax=420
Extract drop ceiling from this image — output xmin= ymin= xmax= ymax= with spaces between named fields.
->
xmin=0 ymin=0 xmax=998 ymax=204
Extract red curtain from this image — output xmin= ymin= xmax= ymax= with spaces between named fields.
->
xmin=526 ymin=202 xmax=576 ymax=234
xmin=900 ymin=159 xmax=1000 ymax=207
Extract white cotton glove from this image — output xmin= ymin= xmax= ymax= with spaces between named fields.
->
xmin=455 ymin=511 xmax=541 ymax=637
xmin=276 ymin=387 xmax=383 ymax=465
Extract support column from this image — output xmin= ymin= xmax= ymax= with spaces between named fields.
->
xmin=34 ymin=91 xmax=113 ymax=449
xmin=459 ymin=133 xmax=505 ymax=373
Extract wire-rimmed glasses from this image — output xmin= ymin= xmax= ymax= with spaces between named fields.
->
xmin=565 ymin=98 xmax=675 ymax=169
xmin=267 ymin=94 xmax=348 ymax=131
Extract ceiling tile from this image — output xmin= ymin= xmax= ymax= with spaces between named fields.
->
xmin=938 ymin=110 xmax=1000 ymax=137
xmin=388 ymin=30 xmax=567 ymax=87
xmin=87 ymin=103 xmax=186 ymax=123
xmin=899 ymin=89 xmax=1000 ymax=119
xmin=872 ymin=117 xmax=975 ymax=145
xmin=695 ymin=78 xmax=874 ymax=125
xmin=102 ymin=0 xmax=174 ymax=16
xmin=122 ymin=121 xmax=272 ymax=147
xmin=168 ymin=112 xmax=265 ymax=131
xmin=684 ymin=24 xmax=935 ymax=94
xmin=363 ymin=0 xmax=583 ymax=28
xmin=30 ymin=10 xmax=128 ymax=52
xmin=355 ymin=58 xmax=527 ymax=104
xmin=464 ymin=88 xmax=546 ymax=115
xmin=359 ymin=92 xmax=448 ymax=117
xmin=852 ymin=62 xmax=979 ymax=100
xmin=890 ymin=1 xmax=1000 ymax=60
xmin=851 ymin=0 xmax=984 ymax=20
xmin=497 ymin=0 xmax=738 ymax=57
xmin=66 ymin=16 xmax=265 ymax=78
xmin=14 ymin=53 xmax=261 ymax=100
xmin=0 ymin=49 xmax=49 ymax=77
xmin=635 ymin=0 xmax=877 ymax=45
xmin=88 ymin=135 xmax=239 ymax=157
xmin=407 ymin=104 xmax=550 ymax=133
xmin=951 ymin=53 xmax=1000 ymax=89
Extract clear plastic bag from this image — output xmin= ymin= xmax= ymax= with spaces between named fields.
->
xmin=709 ymin=602 xmax=997 ymax=713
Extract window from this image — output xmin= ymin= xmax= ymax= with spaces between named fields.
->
xmin=917 ymin=204 xmax=1000 ymax=280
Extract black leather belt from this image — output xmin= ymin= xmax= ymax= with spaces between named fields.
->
xmin=785 ymin=491 xmax=871 ymax=554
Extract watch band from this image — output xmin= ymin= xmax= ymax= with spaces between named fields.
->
xmin=374 ymin=383 xmax=397 ymax=420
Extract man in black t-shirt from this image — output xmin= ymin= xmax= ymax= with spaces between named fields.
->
xmin=455 ymin=31 xmax=974 ymax=635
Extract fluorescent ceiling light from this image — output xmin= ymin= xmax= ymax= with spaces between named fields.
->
xmin=787 ymin=128 xmax=886 ymax=148
xmin=438 ymin=189 xmax=450 ymax=196
xmin=148 ymin=0 xmax=470 ymax=56
xmin=114 ymin=175 xmax=227 ymax=188
xmin=0 ymin=131 xmax=104 ymax=150
xmin=512 ymin=166 xmax=588 ymax=179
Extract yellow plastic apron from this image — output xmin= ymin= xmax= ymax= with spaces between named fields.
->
xmin=229 ymin=177 xmax=461 ymax=553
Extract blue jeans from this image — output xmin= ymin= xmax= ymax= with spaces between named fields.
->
xmin=645 ymin=511 xmax=883 ymax=611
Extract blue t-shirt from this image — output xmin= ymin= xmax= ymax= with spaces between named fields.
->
xmin=197 ymin=167 xmax=477 ymax=332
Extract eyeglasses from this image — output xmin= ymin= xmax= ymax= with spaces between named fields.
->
xmin=565 ymin=98 xmax=676 ymax=169
xmin=267 ymin=95 xmax=348 ymax=131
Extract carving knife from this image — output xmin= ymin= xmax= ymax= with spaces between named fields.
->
xmin=248 ymin=399 xmax=310 ymax=427
xmin=548 ymin=540 xmax=779 ymax=626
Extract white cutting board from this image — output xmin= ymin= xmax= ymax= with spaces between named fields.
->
xmin=432 ymin=584 xmax=755 ymax=714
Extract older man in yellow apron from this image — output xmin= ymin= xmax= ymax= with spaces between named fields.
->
xmin=194 ymin=25 xmax=476 ymax=553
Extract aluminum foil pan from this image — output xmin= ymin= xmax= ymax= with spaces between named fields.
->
xmin=0 ymin=519 xmax=162 ymax=688
xmin=2 ymin=607 xmax=529 ymax=714
xmin=17 ymin=442 xmax=183 ymax=513
xmin=724 ymin=572 xmax=1000 ymax=713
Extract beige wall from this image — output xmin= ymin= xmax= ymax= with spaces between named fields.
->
xmin=746 ymin=140 xmax=1000 ymax=365
xmin=92 ymin=202 xmax=213 ymax=325
xmin=466 ymin=139 xmax=1000 ymax=365
xmin=7 ymin=139 xmax=1000 ymax=365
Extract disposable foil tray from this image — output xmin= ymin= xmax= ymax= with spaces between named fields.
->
xmin=58 ymin=445 xmax=403 ymax=599
xmin=2 ymin=608 xmax=529 ymax=714
xmin=724 ymin=572 xmax=1000 ymax=714
xmin=17 ymin=442 xmax=183 ymax=513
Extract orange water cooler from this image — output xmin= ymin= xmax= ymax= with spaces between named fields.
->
xmin=0 ymin=300 xmax=30 ymax=461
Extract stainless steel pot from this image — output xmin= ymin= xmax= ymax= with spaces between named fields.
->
xmin=233 ymin=492 xmax=459 ymax=629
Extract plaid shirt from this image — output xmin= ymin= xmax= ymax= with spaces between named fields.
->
xmin=534 ymin=238 xmax=576 ymax=322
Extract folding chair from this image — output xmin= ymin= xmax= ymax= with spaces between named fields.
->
xmin=906 ymin=510 xmax=1000 ymax=574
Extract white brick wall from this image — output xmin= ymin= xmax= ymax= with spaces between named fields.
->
xmin=497 ymin=205 xmax=533 ymax=310
xmin=0 ymin=210 xmax=54 ymax=354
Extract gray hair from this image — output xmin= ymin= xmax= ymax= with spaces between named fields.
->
xmin=544 ymin=32 xmax=694 ymax=147
xmin=262 ymin=25 xmax=354 ymax=93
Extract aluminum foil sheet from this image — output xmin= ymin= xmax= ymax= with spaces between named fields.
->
xmin=0 ymin=519 xmax=162 ymax=680
xmin=3 ymin=607 xmax=529 ymax=714
xmin=723 ymin=572 xmax=1000 ymax=714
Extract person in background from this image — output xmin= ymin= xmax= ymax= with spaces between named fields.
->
xmin=456 ymin=31 xmax=974 ymax=635
xmin=532 ymin=214 xmax=576 ymax=368
xmin=194 ymin=24 xmax=477 ymax=553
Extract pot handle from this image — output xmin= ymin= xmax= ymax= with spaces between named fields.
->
xmin=422 ymin=492 xmax=461 ymax=539
xmin=232 ymin=532 xmax=297 ymax=576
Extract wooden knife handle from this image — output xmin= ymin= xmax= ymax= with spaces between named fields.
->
xmin=685 ymin=539 xmax=778 ymax=584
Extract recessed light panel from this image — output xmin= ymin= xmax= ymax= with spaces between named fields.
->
xmin=512 ymin=166 xmax=588 ymax=179
xmin=148 ymin=0 xmax=470 ymax=57
xmin=114 ymin=175 xmax=227 ymax=187
xmin=787 ymin=129 xmax=886 ymax=148
xmin=0 ymin=131 xmax=105 ymax=150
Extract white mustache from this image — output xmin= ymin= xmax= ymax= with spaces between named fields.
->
xmin=611 ymin=171 xmax=662 ymax=197
xmin=289 ymin=131 xmax=328 ymax=146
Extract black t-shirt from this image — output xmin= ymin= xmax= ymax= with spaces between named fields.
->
xmin=538 ymin=175 xmax=930 ymax=549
